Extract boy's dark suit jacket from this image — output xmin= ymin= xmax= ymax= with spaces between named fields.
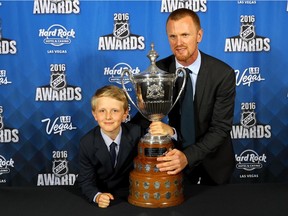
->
xmin=77 ymin=123 xmax=142 ymax=202
xmin=132 ymin=51 xmax=236 ymax=185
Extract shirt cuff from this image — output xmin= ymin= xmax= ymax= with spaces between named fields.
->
xmin=170 ymin=127 xmax=178 ymax=140
xmin=93 ymin=192 xmax=102 ymax=203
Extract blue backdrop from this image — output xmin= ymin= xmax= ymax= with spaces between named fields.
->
xmin=0 ymin=0 xmax=287 ymax=186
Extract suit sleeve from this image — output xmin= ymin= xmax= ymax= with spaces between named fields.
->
xmin=76 ymin=136 xmax=100 ymax=203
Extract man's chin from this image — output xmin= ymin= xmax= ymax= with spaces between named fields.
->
xmin=175 ymin=55 xmax=188 ymax=62
xmin=174 ymin=52 xmax=187 ymax=60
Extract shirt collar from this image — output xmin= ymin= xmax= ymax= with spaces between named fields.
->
xmin=175 ymin=50 xmax=201 ymax=75
xmin=100 ymin=127 xmax=122 ymax=146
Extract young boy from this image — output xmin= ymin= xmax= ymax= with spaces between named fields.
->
xmin=77 ymin=85 xmax=175 ymax=208
xmin=77 ymin=85 xmax=142 ymax=208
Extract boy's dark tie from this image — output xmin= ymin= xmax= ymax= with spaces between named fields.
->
xmin=109 ymin=142 xmax=117 ymax=167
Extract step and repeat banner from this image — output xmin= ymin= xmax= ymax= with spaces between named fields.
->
xmin=0 ymin=0 xmax=287 ymax=186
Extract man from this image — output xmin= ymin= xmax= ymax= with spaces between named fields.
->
xmin=133 ymin=8 xmax=236 ymax=185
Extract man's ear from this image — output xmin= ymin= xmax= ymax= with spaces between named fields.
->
xmin=197 ymin=29 xmax=203 ymax=43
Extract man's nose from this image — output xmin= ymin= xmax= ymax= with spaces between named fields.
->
xmin=175 ymin=37 xmax=182 ymax=45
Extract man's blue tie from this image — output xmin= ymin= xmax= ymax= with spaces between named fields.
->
xmin=109 ymin=142 xmax=117 ymax=167
xmin=180 ymin=68 xmax=196 ymax=148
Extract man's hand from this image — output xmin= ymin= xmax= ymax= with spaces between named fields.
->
xmin=156 ymin=149 xmax=188 ymax=174
xmin=95 ymin=193 xmax=114 ymax=208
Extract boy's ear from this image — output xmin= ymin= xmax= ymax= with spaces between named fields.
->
xmin=122 ymin=109 xmax=129 ymax=122
xmin=92 ymin=110 xmax=97 ymax=121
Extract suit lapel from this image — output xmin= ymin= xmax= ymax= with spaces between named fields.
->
xmin=93 ymin=127 xmax=114 ymax=172
xmin=114 ymin=125 xmax=135 ymax=171
xmin=194 ymin=52 xmax=209 ymax=110
xmin=168 ymin=59 xmax=176 ymax=74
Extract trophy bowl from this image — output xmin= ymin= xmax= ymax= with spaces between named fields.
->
xmin=121 ymin=43 xmax=187 ymax=208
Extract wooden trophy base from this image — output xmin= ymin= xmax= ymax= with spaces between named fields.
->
xmin=128 ymin=137 xmax=184 ymax=208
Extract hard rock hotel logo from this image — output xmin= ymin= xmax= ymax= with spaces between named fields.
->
xmin=33 ymin=0 xmax=80 ymax=14
xmin=0 ymin=18 xmax=17 ymax=55
xmin=98 ymin=13 xmax=145 ymax=50
xmin=160 ymin=0 xmax=207 ymax=12
xmin=235 ymin=149 xmax=266 ymax=174
xmin=104 ymin=62 xmax=140 ymax=86
xmin=39 ymin=24 xmax=76 ymax=54
xmin=37 ymin=151 xmax=76 ymax=186
xmin=225 ymin=15 xmax=270 ymax=52
xmin=35 ymin=63 xmax=82 ymax=101
xmin=235 ymin=148 xmax=266 ymax=181
xmin=0 ymin=155 xmax=15 ymax=183
xmin=231 ymin=102 xmax=272 ymax=139
xmin=0 ymin=106 xmax=19 ymax=143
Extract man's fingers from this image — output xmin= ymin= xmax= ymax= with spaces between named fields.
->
xmin=155 ymin=149 xmax=186 ymax=175
xmin=167 ymin=168 xmax=181 ymax=175
xmin=157 ymin=156 xmax=171 ymax=162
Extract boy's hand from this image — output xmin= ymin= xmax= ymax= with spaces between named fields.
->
xmin=149 ymin=121 xmax=174 ymax=136
xmin=95 ymin=193 xmax=114 ymax=208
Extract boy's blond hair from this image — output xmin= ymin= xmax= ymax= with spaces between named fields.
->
xmin=91 ymin=85 xmax=129 ymax=112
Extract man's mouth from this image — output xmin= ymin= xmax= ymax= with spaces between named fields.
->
xmin=175 ymin=47 xmax=186 ymax=53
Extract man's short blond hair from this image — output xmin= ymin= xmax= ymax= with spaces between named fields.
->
xmin=167 ymin=8 xmax=201 ymax=31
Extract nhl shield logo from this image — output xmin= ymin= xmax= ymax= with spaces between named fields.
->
xmin=240 ymin=24 xmax=255 ymax=42
xmin=52 ymin=159 xmax=68 ymax=177
xmin=241 ymin=111 xmax=256 ymax=128
xmin=50 ymin=72 xmax=66 ymax=91
xmin=113 ymin=22 xmax=130 ymax=39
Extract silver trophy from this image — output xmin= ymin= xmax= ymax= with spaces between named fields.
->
xmin=121 ymin=43 xmax=187 ymax=141
xmin=121 ymin=43 xmax=187 ymax=208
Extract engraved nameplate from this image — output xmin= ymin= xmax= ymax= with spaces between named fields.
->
xmin=144 ymin=147 xmax=167 ymax=157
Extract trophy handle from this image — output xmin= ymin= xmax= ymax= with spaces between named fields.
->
xmin=169 ymin=67 xmax=187 ymax=112
xmin=121 ymin=69 xmax=143 ymax=115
